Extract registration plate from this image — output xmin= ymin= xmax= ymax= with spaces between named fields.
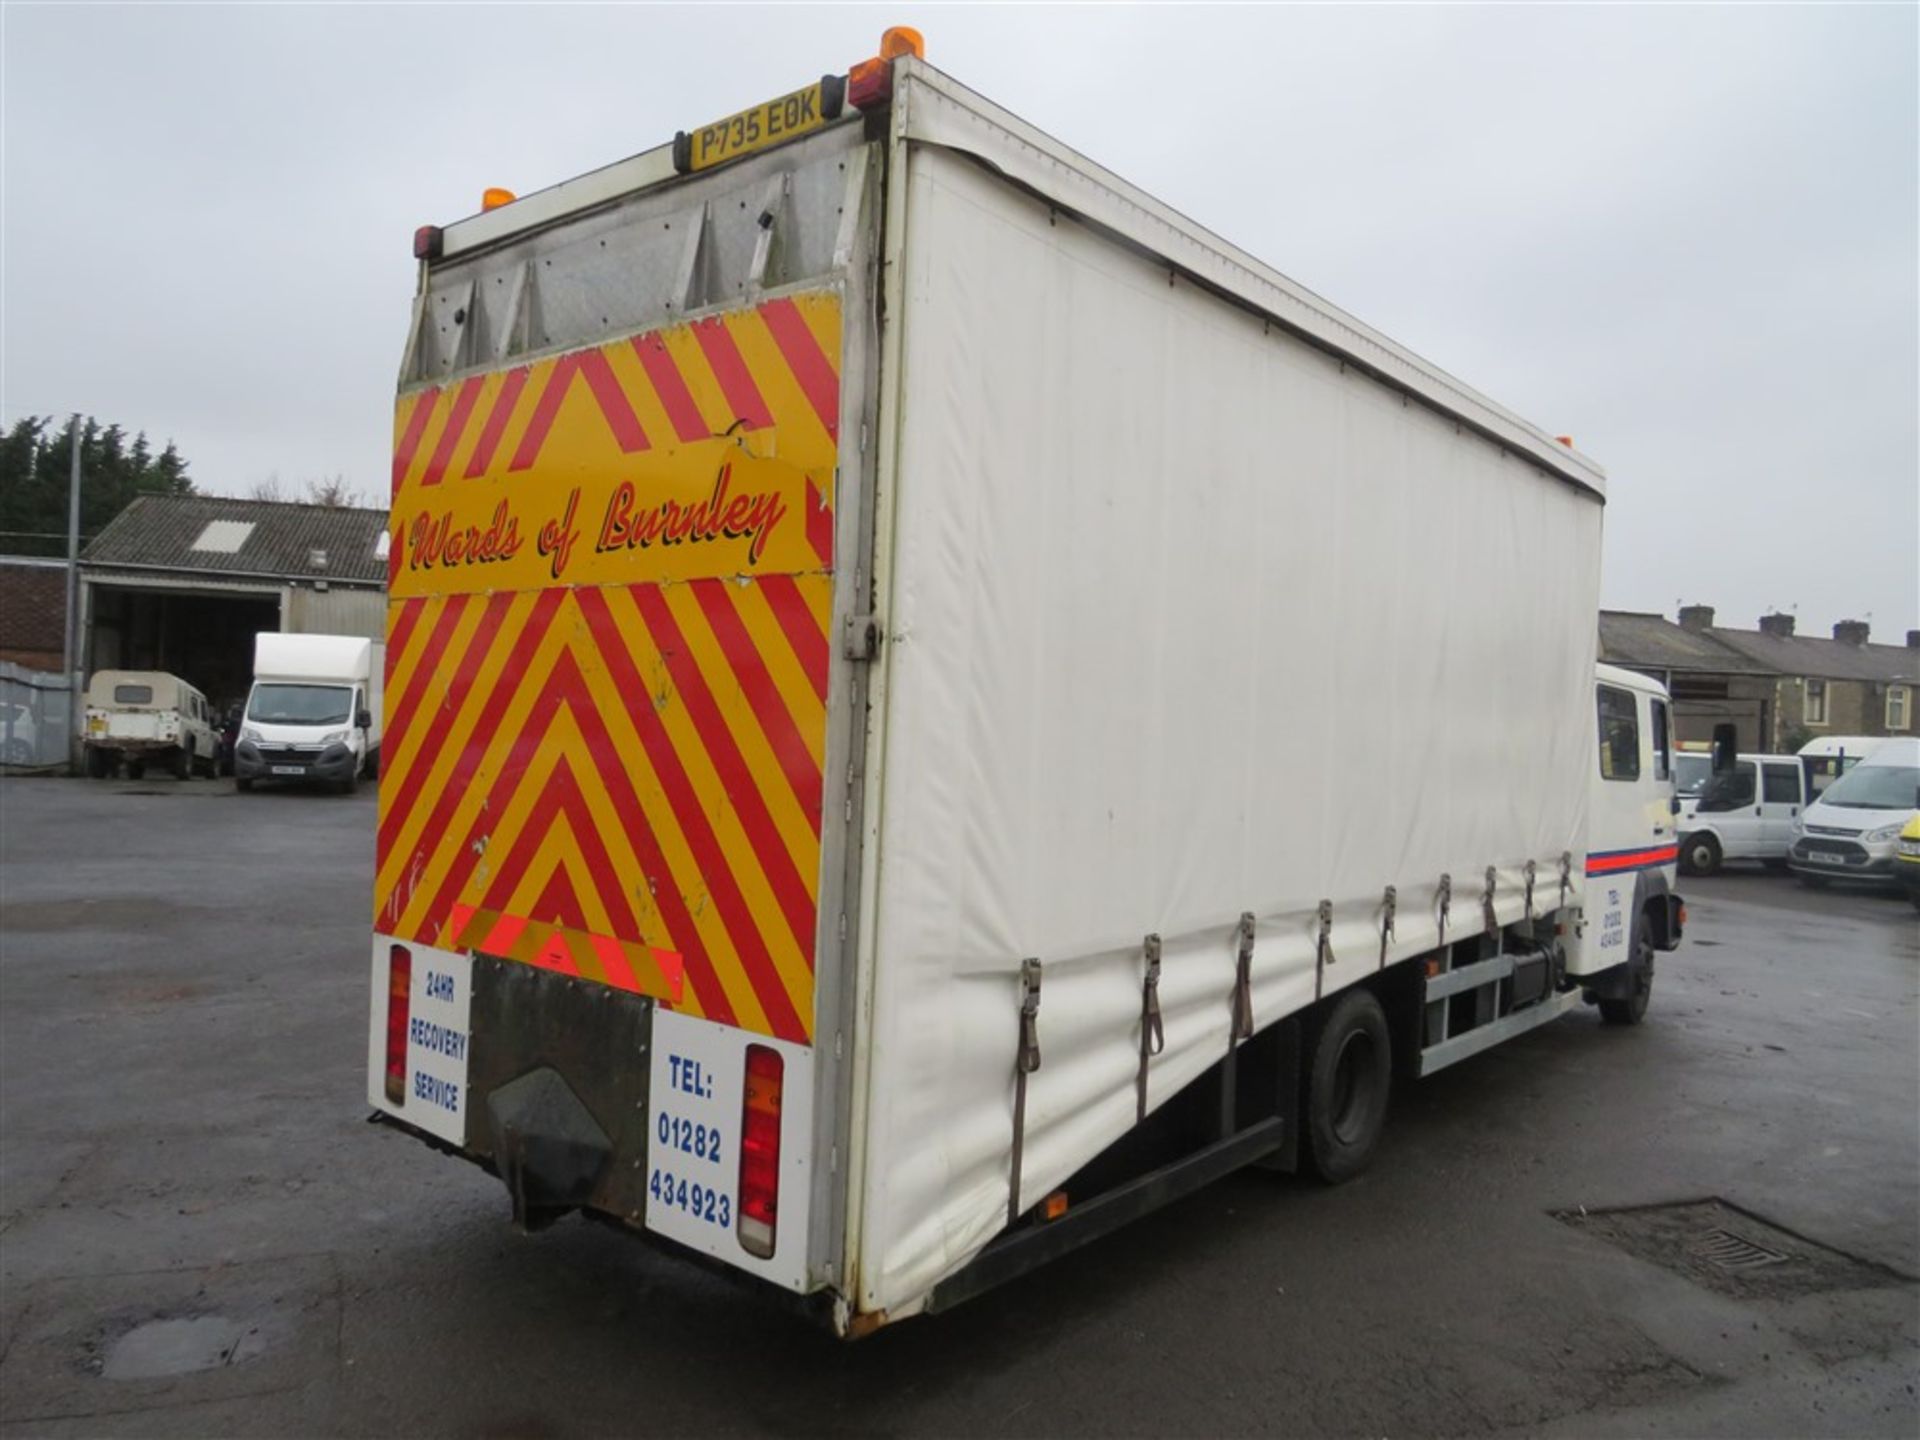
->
xmin=1808 ymin=850 xmax=1848 ymax=866
xmin=673 ymin=76 xmax=846 ymax=175
xmin=271 ymin=765 xmax=306 ymax=776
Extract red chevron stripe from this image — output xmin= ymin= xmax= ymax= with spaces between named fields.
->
xmin=576 ymin=586 xmax=805 ymax=1040
xmin=630 ymin=585 xmax=818 ymax=960
xmin=412 ymin=642 xmax=741 ymax=1028
xmin=759 ymin=298 xmax=839 ymax=442
xmin=464 ymin=367 xmax=530 ymax=478
xmin=475 ymin=760 xmax=643 ymax=973
xmin=690 ymin=579 xmax=822 ymax=836
xmin=633 ymin=334 xmax=710 ymax=444
xmin=377 ymin=590 xmax=514 ymax=859
xmin=509 ymin=356 xmax=579 ymax=472
xmin=377 ymin=588 xmax=566 ymax=929
xmin=576 ymin=349 xmax=650 ymax=453
xmin=805 ymin=479 xmax=833 ymax=568
xmin=381 ymin=595 xmax=472 ymax=770
xmin=386 ymin=597 xmax=425 ymax=690
xmin=692 ymin=317 xmax=773 ymax=430
xmin=759 ymin=574 xmax=829 ymax=703
xmin=547 ymin=660 xmax=737 ymax=1026
xmin=420 ymin=375 xmax=485 ymax=488
xmin=392 ymin=386 xmax=440 ymax=492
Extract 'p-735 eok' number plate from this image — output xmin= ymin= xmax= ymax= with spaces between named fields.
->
xmin=673 ymin=75 xmax=847 ymax=174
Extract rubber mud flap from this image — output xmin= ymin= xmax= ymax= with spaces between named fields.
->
xmin=486 ymin=1067 xmax=612 ymax=1231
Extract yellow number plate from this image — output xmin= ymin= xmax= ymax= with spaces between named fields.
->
xmin=674 ymin=76 xmax=846 ymax=175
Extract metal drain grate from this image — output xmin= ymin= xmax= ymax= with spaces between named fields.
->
xmin=1691 ymin=1227 xmax=1788 ymax=1271
xmin=1553 ymin=1198 xmax=1914 ymax=1300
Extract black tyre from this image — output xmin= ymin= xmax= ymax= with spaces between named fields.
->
xmin=1599 ymin=909 xmax=1654 ymax=1026
xmin=174 ymin=743 xmax=193 ymax=781
xmin=1678 ymin=833 xmax=1721 ymax=877
xmin=127 ymin=759 xmax=145 ymax=781
xmin=86 ymin=747 xmax=112 ymax=779
xmin=1304 ymin=987 xmax=1393 ymax=1184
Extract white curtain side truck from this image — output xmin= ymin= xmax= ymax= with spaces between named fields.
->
xmin=369 ymin=38 xmax=1685 ymax=1335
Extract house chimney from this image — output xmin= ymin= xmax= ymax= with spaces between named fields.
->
xmin=1832 ymin=619 xmax=1870 ymax=646
xmin=1677 ymin=604 xmax=1715 ymax=632
xmin=1758 ymin=612 xmax=1796 ymax=638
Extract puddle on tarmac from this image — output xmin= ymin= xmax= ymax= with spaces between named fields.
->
xmin=101 ymin=1315 xmax=267 ymax=1380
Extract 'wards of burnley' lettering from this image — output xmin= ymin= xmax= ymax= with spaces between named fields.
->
xmin=597 ymin=462 xmax=789 ymax=566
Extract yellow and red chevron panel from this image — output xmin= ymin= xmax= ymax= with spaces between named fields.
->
xmin=376 ymin=292 xmax=841 ymax=1045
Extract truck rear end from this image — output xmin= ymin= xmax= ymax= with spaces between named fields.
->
xmin=369 ymin=70 xmax=879 ymax=1302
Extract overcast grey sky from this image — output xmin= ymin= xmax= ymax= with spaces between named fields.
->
xmin=4 ymin=3 xmax=1915 ymax=636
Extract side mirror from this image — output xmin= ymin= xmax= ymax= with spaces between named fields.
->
xmin=1711 ymin=723 xmax=1738 ymax=775
xmin=357 ymin=709 xmax=372 ymax=730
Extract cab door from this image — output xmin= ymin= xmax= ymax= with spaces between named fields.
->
xmin=1695 ymin=760 xmax=1761 ymax=857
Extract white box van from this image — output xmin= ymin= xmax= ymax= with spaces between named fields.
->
xmin=1676 ymin=753 xmax=1810 ymax=874
xmin=234 ymin=634 xmax=384 ymax=793
xmin=1789 ymin=737 xmax=1920 ymax=886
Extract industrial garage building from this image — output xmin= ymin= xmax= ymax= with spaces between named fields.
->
xmin=81 ymin=496 xmax=388 ymax=717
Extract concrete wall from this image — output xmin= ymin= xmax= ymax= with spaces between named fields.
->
xmin=284 ymin=585 xmax=385 ymax=641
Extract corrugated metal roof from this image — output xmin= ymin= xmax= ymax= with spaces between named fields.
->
xmin=1598 ymin=611 xmax=1775 ymax=676
xmin=1702 ymin=626 xmax=1918 ymax=685
xmin=82 ymin=495 xmax=389 ymax=586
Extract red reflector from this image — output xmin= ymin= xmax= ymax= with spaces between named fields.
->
xmin=737 ymin=1044 xmax=784 ymax=1259
xmin=412 ymin=225 xmax=443 ymax=261
xmin=847 ymin=56 xmax=892 ymax=110
xmin=385 ymin=944 xmax=411 ymax=1105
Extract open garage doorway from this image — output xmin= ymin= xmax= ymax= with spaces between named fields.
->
xmin=86 ymin=586 xmax=281 ymax=718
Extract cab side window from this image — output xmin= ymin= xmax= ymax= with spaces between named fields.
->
xmin=1650 ymin=699 xmax=1671 ymax=782
xmin=1698 ymin=761 xmax=1757 ymax=813
xmin=1597 ymin=685 xmax=1640 ymax=781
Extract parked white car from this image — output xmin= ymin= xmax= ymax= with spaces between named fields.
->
xmin=1789 ymin=737 xmax=1920 ymax=887
xmin=1677 ymin=752 xmax=1810 ymax=875
xmin=83 ymin=670 xmax=219 ymax=780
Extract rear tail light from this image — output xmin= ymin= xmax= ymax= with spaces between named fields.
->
xmin=737 ymin=1045 xmax=784 ymax=1258
xmin=385 ymin=944 xmax=411 ymax=1105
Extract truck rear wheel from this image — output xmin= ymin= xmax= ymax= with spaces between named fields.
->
xmin=86 ymin=748 xmax=112 ymax=779
xmin=1598 ymin=911 xmax=1654 ymax=1026
xmin=127 ymin=759 xmax=145 ymax=781
xmin=174 ymin=743 xmax=193 ymax=781
xmin=1304 ymin=988 xmax=1392 ymax=1184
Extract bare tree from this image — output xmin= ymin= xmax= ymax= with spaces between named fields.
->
xmin=303 ymin=474 xmax=368 ymax=507
xmin=247 ymin=473 xmax=372 ymax=507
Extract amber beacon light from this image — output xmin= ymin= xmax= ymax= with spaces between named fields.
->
xmin=849 ymin=25 xmax=926 ymax=109
xmin=481 ymin=187 xmax=517 ymax=212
